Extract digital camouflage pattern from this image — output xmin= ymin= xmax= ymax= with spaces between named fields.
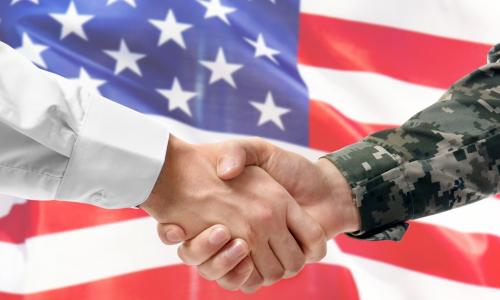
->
xmin=325 ymin=45 xmax=500 ymax=241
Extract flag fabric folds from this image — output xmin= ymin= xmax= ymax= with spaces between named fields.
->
xmin=0 ymin=0 xmax=499 ymax=299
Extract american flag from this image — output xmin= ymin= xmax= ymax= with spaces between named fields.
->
xmin=1 ymin=0 xmax=499 ymax=299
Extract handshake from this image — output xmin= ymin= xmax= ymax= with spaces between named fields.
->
xmin=140 ymin=135 xmax=361 ymax=293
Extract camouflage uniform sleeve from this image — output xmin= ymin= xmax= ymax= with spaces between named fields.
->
xmin=324 ymin=45 xmax=500 ymax=241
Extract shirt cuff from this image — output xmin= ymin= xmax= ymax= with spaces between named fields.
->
xmin=324 ymin=141 xmax=412 ymax=241
xmin=55 ymin=91 xmax=169 ymax=209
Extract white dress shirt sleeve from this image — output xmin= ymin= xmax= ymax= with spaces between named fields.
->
xmin=0 ymin=41 xmax=169 ymax=209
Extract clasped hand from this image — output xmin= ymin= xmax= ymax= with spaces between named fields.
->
xmin=140 ymin=135 xmax=360 ymax=293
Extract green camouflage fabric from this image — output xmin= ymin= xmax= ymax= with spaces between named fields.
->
xmin=325 ymin=45 xmax=500 ymax=241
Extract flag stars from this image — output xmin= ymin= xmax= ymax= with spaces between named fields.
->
xmin=157 ymin=78 xmax=197 ymax=117
xmin=250 ymin=92 xmax=290 ymax=130
xmin=71 ymin=68 xmax=106 ymax=94
xmin=16 ymin=33 xmax=48 ymax=68
xmin=244 ymin=34 xmax=280 ymax=64
xmin=104 ymin=39 xmax=146 ymax=76
xmin=200 ymin=48 xmax=243 ymax=88
xmin=197 ymin=0 xmax=236 ymax=25
xmin=107 ymin=0 xmax=136 ymax=8
xmin=50 ymin=1 xmax=94 ymax=40
xmin=149 ymin=10 xmax=193 ymax=49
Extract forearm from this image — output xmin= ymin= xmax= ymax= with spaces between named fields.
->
xmin=324 ymin=57 xmax=500 ymax=241
xmin=0 ymin=41 xmax=169 ymax=208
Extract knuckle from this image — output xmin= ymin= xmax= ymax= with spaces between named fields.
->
xmin=304 ymin=224 xmax=327 ymax=261
xmin=253 ymin=204 xmax=275 ymax=224
xmin=249 ymin=136 xmax=265 ymax=146
xmin=241 ymin=223 xmax=257 ymax=246
xmin=265 ymin=267 xmax=285 ymax=284
xmin=309 ymin=222 xmax=326 ymax=244
xmin=217 ymin=278 xmax=240 ymax=291
xmin=287 ymin=255 xmax=305 ymax=275
xmin=306 ymin=240 xmax=327 ymax=262
xmin=177 ymin=245 xmax=199 ymax=266
xmin=218 ymin=252 xmax=238 ymax=270
xmin=241 ymin=279 xmax=263 ymax=294
xmin=197 ymin=266 xmax=219 ymax=281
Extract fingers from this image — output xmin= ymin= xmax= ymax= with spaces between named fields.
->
xmin=216 ymin=256 xmax=254 ymax=291
xmin=250 ymin=242 xmax=285 ymax=286
xmin=269 ymin=231 xmax=306 ymax=279
xmin=286 ymin=201 xmax=327 ymax=263
xmin=240 ymin=261 xmax=264 ymax=293
xmin=197 ymin=239 xmax=250 ymax=280
xmin=157 ymin=223 xmax=186 ymax=245
xmin=177 ymin=225 xmax=231 ymax=266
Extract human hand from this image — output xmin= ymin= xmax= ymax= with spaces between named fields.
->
xmin=159 ymin=138 xmax=360 ymax=291
xmin=140 ymin=135 xmax=327 ymax=291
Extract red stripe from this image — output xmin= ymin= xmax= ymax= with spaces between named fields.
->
xmin=336 ymin=221 xmax=500 ymax=288
xmin=309 ymin=99 xmax=393 ymax=152
xmin=0 ymin=200 xmax=146 ymax=243
xmin=0 ymin=264 xmax=359 ymax=300
xmin=298 ymin=14 xmax=491 ymax=89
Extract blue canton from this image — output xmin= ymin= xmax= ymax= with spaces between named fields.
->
xmin=0 ymin=0 xmax=309 ymax=145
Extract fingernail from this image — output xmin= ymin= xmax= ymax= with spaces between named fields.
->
xmin=209 ymin=227 xmax=229 ymax=246
xmin=218 ymin=157 xmax=236 ymax=176
xmin=225 ymin=240 xmax=247 ymax=259
xmin=166 ymin=229 xmax=181 ymax=243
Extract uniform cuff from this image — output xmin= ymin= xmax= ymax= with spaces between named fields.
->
xmin=56 ymin=92 xmax=169 ymax=209
xmin=324 ymin=141 xmax=412 ymax=241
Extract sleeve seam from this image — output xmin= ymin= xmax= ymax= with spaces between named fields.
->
xmin=0 ymin=163 xmax=63 ymax=179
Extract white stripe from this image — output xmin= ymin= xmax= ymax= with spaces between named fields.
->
xmin=0 ymin=217 xmax=181 ymax=294
xmin=324 ymin=242 xmax=500 ymax=300
xmin=1 ymin=217 xmax=499 ymax=297
xmin=298 ymin=64 xmax=444 ymax=124
xmin=300 ymin=0 xmax=500 ymax=45
xmin=418 ymin=197 xmax=500 ymax=235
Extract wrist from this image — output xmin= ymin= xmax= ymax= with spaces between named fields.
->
xmin=140 ymin=134 xmax=190 ymax=221
xmin=316 ymin=158 xmax=360 ymax=236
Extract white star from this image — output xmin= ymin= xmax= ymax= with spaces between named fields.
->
xmin=107 ymin=0 xmax=136 ymax=7
xmin=50 ymin=1 xmax=94 ymax=40
xmin=11 ymin=0 xmax=38 ymax=5
xmin=244 ymin=34 xmax=280 ymax=64
xmin=103 ymin=39 xmax=146 ymax=76
xmin=250 ymin=92 xmax=290 ymax=130
xmin=200 ymin=48 xmax=242 ymax=88
xmin=71 ymin=68 xmax=106 ymax=94
xmin=149 ymin=10 xmax=192 ymax=48
xmin=197 ymin=0 xmax=236 ymax=25
xmin=16 ymin=33 xmax=48 ymax=68
xmin=157 ymin=78 xmax=197 ymax=117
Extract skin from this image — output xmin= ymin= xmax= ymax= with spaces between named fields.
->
xmin=156 ymin=138 xmax=360 ymax=292
xmin=140 ymin=136 xmax=327 ymax=289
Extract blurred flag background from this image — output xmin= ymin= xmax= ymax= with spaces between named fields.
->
xmin=0 ymin=0 xmax=499 ymax=299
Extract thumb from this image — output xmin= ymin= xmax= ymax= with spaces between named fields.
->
xmin=216 ymin=138 xmax=272 ymax=180
xmin=157 ymin=223 xmax=187 ymax=245
xmin=216 ymin=141 xmax=249 ymax=180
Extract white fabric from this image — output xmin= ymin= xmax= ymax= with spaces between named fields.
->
xmin=0 ymin=41 xmax=169 ymax=208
